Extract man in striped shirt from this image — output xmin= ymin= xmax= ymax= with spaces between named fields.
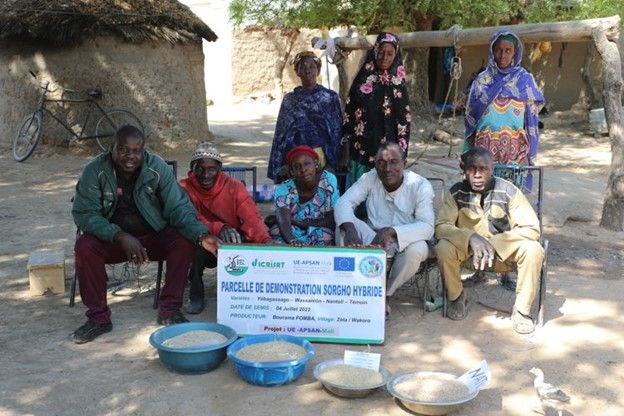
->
xmin=435 ymin=147 xmax=543 ymax=334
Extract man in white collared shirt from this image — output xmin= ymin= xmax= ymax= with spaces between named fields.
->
xmin=334 ymin=142 xmax=435 ymax=309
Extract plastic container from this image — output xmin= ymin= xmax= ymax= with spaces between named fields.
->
xmin=246 ymin=183 xmax=275 ymax=202
xmin=149 ymin=322 xmax=238 ymax=374
xmin=589 ymin=108 xmax=608 ymax=135
xmin=227 ymin=334 xmax=315 ymax=386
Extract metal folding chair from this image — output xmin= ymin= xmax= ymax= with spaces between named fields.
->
xmin=222 ymin=166 xmax=258 ymax=202
xmin=398 ymin=177 xmax=446 ymax=313
xmin=69 ymin=160 xmax=177 ymax=310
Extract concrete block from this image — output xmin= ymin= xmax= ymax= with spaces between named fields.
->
xmin=27 ymin=249 xmax=65 ymax=296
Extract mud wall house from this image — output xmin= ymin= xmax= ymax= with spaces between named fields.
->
xmin=0 ymin=0 xmax=217 ymax=152
xmin=231 ymin=27 xmax=325 ymax=100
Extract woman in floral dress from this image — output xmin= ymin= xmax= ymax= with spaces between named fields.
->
xmin=269 ymin=145 xmax=339 ymax=246
xmin=340 ymin=32 xmax=411 ymax=185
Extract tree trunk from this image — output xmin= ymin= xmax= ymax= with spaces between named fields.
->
xmin=578 ymin=43 xmax=602 ymax=110
xmin=273 ymin=57 xmax=286 ymax=100
xmin=404 ymin=18 xmax=434 ymax=119
xmin=335 ymin=61 xmax=350 ymax=107
xmin=403 ymin=47 xmax=432 ymax=118
xmin=271 ymin=28 xmax=299 ymax=100
xmin=592 ymin=27 xmax=624 ymax=231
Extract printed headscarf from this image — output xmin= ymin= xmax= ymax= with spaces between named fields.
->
xmin=465 ymin=29 xmax=545 ymax=161
xmin=342 ymin=31 xmax=412 ymax=168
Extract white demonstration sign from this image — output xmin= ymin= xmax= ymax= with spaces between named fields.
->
xmin=217 ymin=245 xmax=386 ymax=344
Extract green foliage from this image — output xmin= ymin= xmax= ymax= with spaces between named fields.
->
xmin=229 ymin=0 xmax=526 ymax=31
xmin=230 ymin=0 xmax=622 ymax=33
xmin=525 ymin=0 xmax=624 ymax=22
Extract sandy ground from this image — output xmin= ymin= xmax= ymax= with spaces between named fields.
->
xmin=0 ymin=103 xmax=623 ymax=416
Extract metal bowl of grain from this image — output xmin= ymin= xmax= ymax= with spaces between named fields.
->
xmin=227 ymin=334 xmax=315 ymax=386
xmin=387 ymin=371 xmax=478 ymax=415
xmin=313 ymin=358 xmax=392 ymax=398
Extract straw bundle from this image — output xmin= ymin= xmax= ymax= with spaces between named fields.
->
xmin=0 ymin=0 xmax=217 ymax=45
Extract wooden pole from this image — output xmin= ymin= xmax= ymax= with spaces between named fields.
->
xmin=592 ymin=26 xmax=624 ymax=231
xmin=334 ymin=15 xmax=621 ymax=50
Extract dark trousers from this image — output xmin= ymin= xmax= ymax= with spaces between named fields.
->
xmin=74 ymin=227 xmax=195 ymax=324
xmin=188 ymin=247 xmax=217 ymax=301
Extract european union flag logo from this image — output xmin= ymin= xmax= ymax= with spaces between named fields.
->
xmin=333 ymin=257 xmax=355 ymax=271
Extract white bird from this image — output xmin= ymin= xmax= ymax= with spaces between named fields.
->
xmin=529 ymin=367 xmax=571 ymax=416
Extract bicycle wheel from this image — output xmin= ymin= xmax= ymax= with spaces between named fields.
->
xmin=95 ymin=109 xmax=144 ymax=151
xmin=12 ymin=111 xmax=43 ymax=162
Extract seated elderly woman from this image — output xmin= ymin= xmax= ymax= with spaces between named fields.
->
xmin=269 ymin=145 xmax=339 ymax=246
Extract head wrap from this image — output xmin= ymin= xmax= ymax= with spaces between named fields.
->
xmin=488 ymin=29 xmax=523 ymax=72
xmin=494 ymin=33 xmax=518 ymax=48
xmin=464 ymin=29 xmax=545 ymax=162
xmin=373 ymin=31 xmax=400 ymax=57
xmin=190 ymin=142 xmax=222 ymax=165
xmin=292 ymin=51 xmax=322 ymax=71
xmin=285 ymin=145 xmax=319 ymax=166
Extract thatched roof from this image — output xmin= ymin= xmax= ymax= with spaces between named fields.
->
xmin=0 ymin=0 xmax=217 ymax=45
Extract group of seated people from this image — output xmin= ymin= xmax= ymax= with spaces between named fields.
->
xmin=71 ymin=125 xmax=543 ymax=344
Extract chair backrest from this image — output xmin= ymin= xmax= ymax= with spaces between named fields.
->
xmin=426 ymin=177 xmax=446 ymax=216
xmin=334 ymin=171 xmax=348 ymax=195
xmin=493 ymin=164 xmax=544 ymax=235
xmin=222 ymin=166 xmax=258 ymax=202
xmin=165 ymin=160 xmax=178 ymax=178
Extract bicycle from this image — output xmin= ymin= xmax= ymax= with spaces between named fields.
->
xmin=12 ymin=72 xmax=144 ymax=162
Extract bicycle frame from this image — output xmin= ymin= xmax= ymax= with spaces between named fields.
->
xmin=35 ymin=83 xmax=109 ymax=142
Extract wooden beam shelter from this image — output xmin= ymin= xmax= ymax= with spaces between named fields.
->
xmin=326 ymin=15 xmax=624 ymax=230
xmin=334 ymin=15 xmax=620 ymax=50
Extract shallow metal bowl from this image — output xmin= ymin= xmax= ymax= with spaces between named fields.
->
xmin=313 ymin=358 xmax=392 ymax=398
xmin=387 ymin=371 xmax=478 ymax=415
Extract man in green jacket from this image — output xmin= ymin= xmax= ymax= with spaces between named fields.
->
xmin=72 ymin=125 xmax=219 ymax=344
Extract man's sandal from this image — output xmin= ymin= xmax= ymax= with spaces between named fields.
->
xmin=511 ymin=307 xmax=535 ymax=334
xmin=446 ymin=290 xmax=468 ymax=320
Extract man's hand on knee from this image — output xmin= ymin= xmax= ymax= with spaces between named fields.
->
xmin=114 ymin=231 xmax=148 ymax=264
xmin=469 ymin=234 xmax=495 ymax=270
xmin=340 ymin=222 xmax=362 ymax=246
xmin=371 ymin=227 xmax=397 ymax=252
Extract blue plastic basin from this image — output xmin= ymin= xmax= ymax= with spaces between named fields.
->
xmin=227 ymin=334 xmax=315 ymax=386
xmin=149 ymin=322 xmax=238 ymax=374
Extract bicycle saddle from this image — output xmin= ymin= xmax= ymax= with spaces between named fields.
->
xmin=87 ymin=87 xmax=103 ymax=99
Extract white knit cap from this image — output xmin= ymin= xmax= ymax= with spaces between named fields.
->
xmin=190 ymin=142 xmax=222 ymax=163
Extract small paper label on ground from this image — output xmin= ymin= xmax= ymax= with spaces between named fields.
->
xmin=343 ymin=350 xmax=381 ymax=371
xmin=458 ymin=360 xmax=491 ymax=394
